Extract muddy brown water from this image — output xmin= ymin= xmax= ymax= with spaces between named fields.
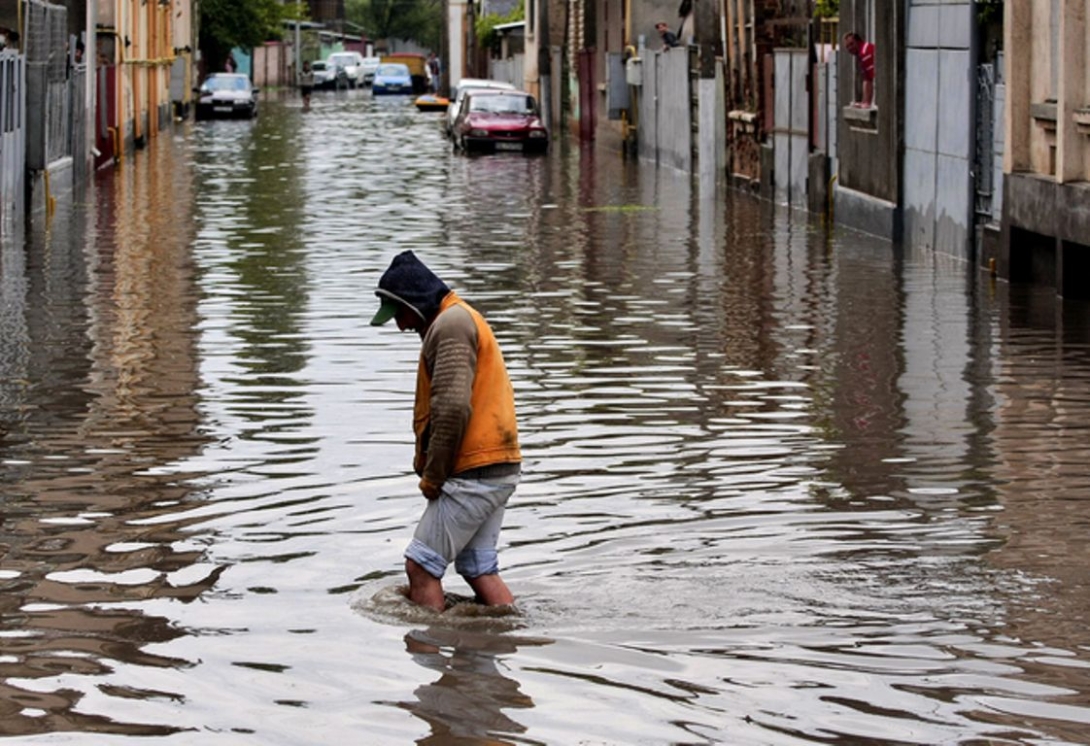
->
xmin=1 ymin=88 xmax=1089 ymax=744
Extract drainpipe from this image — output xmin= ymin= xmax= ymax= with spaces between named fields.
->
xmin=538 ymin=0 xmax=551 ymax=129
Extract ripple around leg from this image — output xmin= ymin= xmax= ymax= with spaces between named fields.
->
xmin=351 ymin=581 xmax=527 ymax=632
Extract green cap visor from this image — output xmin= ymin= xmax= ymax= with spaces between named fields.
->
xmin=370 ymin=297 xmax=401 ymax=326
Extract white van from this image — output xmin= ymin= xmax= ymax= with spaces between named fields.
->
xmin=360 ymin=57 xmax=382 ymax=85
xmin=327 ymin=52 xmax=366 ymax=88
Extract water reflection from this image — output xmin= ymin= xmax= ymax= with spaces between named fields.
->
xmin=396 ymin=627 xmax=546 ymax=745
xmin=0 ymin=127 xmax=211 ymax=736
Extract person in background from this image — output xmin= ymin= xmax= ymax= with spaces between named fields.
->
xmin=370 ymin=250 xmax=522 ymax=613
xmin=427 ymin=52 xmax=441 ymax=93
xmin=656 ymin=21 xmax=680 ymax=50
xmin=843 ymin=31 xmax=876 ymax=108
xmin=300 ymin=60 xmax=314 ymax=111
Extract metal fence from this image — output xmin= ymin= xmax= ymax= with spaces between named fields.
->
xmin=488 ymin=55 xmax=524 ymax=88
xmin=0 ymin=50 xmax=25 ymax=229
xmin=24 ymin=0 xmax=71 ymax=170
xmin=974 ymin=62 xmax=996 ymax=222
xmin=638 ymin=49 xmax=692 ymax=171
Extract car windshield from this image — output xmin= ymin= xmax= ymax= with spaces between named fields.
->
xmin=203 ymin=76 xmax=250 ymax=92
xmin=469 ymin=94 xmax=535 ymax=115
xmin=329 ymin=55 xmax=356 ymax=66
xmin=378 ymin=64 xmax=409 ymax=76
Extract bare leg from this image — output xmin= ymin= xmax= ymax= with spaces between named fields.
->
xmin=406 ymin=558 xmax=445 ymax=611
xmin=466 ymin=573 xmax=514 ymax=606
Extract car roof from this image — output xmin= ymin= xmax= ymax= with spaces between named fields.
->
xmin=465 ymin=88 xmax=533 ymax=98
xmin=458 ymin=78 xmax=515 ymax=88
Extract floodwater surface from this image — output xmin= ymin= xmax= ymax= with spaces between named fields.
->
xmin=1 ymin=88 xmax=1090 ymax=745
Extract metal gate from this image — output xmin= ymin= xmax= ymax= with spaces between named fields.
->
xmin=24 ymin=0 xmax=71 ymax=170
xmin=773 ymin=48 xmax=809 ymax=208
xmin=974 ymin=62 xmax=997 ymax=224
xmin=0 ymin=50 xmax=25 ymax=230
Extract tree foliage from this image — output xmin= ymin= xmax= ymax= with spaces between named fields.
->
xmin=346 ymin=0 xmax=442 ymax=50
xmin=475 ymin=0 xmax=525 ymax=52
xmin=976 ymin=0 xmax=1002 ymax=25
xmin=199 ymin=0 xmax=309 ymax=68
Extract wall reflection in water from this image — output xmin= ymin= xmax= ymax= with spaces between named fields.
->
xmin=0 ymin=136 xmax=212 ymax=736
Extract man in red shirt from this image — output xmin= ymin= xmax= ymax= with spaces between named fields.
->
xmin=843 ymin=32 xmax=875 ymax=108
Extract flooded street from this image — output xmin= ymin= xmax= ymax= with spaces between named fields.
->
xmin=2 ymin=88 xmax=1090 ymax=744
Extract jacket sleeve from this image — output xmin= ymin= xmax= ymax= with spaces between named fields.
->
xmin=420 ymin=307 xmax=478 ymax=492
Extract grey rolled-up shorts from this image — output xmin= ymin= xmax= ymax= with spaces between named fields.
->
xmin=405 ymin=471 xmax=519 ymax=579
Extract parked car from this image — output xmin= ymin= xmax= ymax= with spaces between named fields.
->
xmin=360 ymin=56 xmax=382 ymax=85
xmin=327 ymin=51 xmax=366 ymax=88
xmin=451 ymin=89 xmax=548 ymax=154
xmin=311 ymin=60 xmax=341 ymax=89
xmin=372 ymin=63 xmax=414 ymax=95
xmin=446 ymin=78 xmax=516 ymax=136
xmin=195 ymin=73 xmax=259 ymax=120
xmin=381 ymin=53 xmax=429 ymax=93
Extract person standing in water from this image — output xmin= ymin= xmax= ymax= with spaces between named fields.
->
xmin=300 ymin=60 xmax=314 ymax=111
xmin=370 ymin=251 xmax=521 ymax=612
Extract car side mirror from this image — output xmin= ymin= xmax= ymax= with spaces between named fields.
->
xmin=252 ymin=87 xmax=260 ymax=94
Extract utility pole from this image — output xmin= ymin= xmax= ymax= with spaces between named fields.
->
xmin=539 ymin=0 xmax=550 ymax=128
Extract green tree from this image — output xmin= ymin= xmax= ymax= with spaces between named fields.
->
xmin=475 ymin=0 xmax=524 ymax=53
xmin=346 ymin=0 xmax=442 ymax=50
xmin=199 ymin=0 xmax=309 ymax=72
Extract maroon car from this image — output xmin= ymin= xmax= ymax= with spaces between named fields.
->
xmin=451 ymin=89 xmax=549 ymax=154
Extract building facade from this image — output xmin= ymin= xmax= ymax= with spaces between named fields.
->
xmin=999 ymin=0 xmax=1090 ymax=300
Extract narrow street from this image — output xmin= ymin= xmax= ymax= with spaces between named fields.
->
xmin=1 ymin=89 xmax=1089 ymax=744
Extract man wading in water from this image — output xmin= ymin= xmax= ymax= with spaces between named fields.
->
xmin=371 ymin=251 xmax=522 ymax=611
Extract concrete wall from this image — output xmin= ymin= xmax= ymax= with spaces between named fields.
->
xmin=902 ymin=0 xmax=975 ymax=260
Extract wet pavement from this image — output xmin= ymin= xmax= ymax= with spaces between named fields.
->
xmin=1 ymin=86 xmax=1090 ymax=744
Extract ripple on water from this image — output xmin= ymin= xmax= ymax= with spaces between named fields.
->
xmin=352 ymin=582 xmax=528 ymax=633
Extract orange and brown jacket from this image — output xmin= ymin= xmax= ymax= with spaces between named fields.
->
xmin=413 ymin=292 xmax=521 ymax=491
